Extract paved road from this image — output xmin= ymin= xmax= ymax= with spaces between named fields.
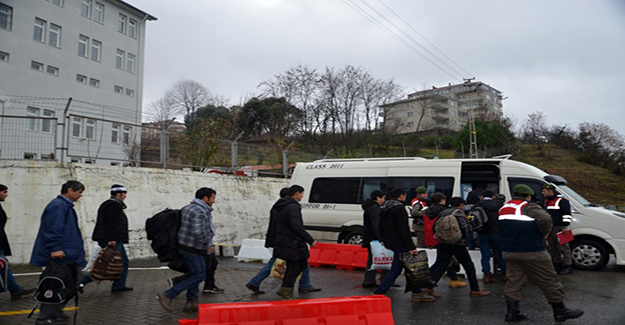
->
xmin=2 ymin=257 xmax=624 ymax=324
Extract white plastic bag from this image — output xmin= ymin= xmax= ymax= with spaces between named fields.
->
xmin=369 ymin=240 xmax=393 ymax=271
xmin=82 ymin=244 xmax=103 ymax=272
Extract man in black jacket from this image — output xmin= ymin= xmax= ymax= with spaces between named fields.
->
xmin=83 ymin=184 xmax=132 ymax=292
xmin=542 ymin=184 xmax=574 ymax=275
xmin=361 ymin=190 xmax=388 ymax=288
xmin=0 ymin=184 xmax=35 ymax=300
xmin=273 ymin=185 xmax=317 ymax=299
xmin=474 ymin=191 xmax=507 ymax=283
xmin=374 ymin=188 xmax=435 ymax=302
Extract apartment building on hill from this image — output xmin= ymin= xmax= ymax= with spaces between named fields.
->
xmin=0 ymin=0 xmax=156 ymax=165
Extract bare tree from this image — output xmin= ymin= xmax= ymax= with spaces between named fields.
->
xmin=521 ymin=111 xmax=549 ymax=150
xmin=165 ymin=80 xmax=211 ymax=116
xmin=143 ymin=97 xmax=183 ymax=127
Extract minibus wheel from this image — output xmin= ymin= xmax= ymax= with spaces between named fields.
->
xmin=343 ymin=231 xmax=365 ymax=246
xmin=571 ymin=239 xmax=609 ymax=271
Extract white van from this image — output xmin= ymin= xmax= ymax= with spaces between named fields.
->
xmin=291 ymin=156 xmax=625 ymax=271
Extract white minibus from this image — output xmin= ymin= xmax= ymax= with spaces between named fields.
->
xmin=291 ymin=156 xmax=625 ymax=271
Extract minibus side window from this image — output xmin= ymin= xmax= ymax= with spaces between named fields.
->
xmin=387 ymin=177 xmax=454 ymax=204
xmin=310 ymin=178 xmax=361 ymax=204
xmin=508 ymin=177 xmax=547 ymax=206
xmin=361 ymin=178 xmax=387 ymax=203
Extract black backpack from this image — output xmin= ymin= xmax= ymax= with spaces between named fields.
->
xmin=0 ymin=256 xmax=8 ymax=293
xmin=145 ymin=209 xmax=187 ymax=272
xmin=89 ymin=246 xmax=123 ymax=282
xmin=29 ymin=260 xmax=79 ymax=324
xmin=467 ymin=205 xmax=489 ymax=233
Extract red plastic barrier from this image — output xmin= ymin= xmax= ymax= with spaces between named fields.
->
xmin=308 ymin=242 xmax=368 ymax=270
xmin=178 ymin=320 xmax=198 ymax=325
xmin=183 ymin=295 xmax=394 ymax=325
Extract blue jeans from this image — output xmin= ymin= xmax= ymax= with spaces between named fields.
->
xmin=81 ymin=241 xmax=129 ymax=289
xmin=478 ymin=234 xmax=506 ymax=274
xmin=374 ymin=247 xmax=421 ymax=294
xmin=0 ymin=249 xmax=21 ymax=293
xmin=247 ymin=256 xmax=313 ymax=288
xmin=165 ymin=250 xmax=206 ymax=300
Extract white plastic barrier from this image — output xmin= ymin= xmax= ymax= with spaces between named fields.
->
xmin=236 ymin=239 xmax=272 ymax=263
xmin=423 ymin=248 xmax=490 ymax=280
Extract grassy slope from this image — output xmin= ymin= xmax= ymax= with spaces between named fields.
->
xmin=512 ymin=144 xmax=625 ymax=206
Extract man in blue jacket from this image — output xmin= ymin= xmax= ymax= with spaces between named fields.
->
xmin=30 ymin=180 xmax=86 ymax=325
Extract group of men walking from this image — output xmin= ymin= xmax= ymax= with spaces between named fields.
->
xmin=361 ymin=183 xmax=584 ymax=323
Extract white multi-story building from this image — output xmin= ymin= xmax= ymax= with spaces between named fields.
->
xmin=382 ymin=81 xmax=504 ymax=134
xmin=0 ymin=0 xmax=155 ymax=165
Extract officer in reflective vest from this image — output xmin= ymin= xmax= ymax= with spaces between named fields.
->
xmin=499 ymin=184 xmax=583 ymax=323
xmin=541 ymin=184 xmax=574 ymax=275
xmin=410 ymin=186 xmax=430 ymax=248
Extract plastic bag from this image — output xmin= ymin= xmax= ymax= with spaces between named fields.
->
xmin=269 ymin=258 xmax=301 ymax=281
xmin=369 ymin=240 xmax=393 ymax=271
xmin=400 ymin=251 xmax=434 ymax=293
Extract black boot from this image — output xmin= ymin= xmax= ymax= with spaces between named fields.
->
xmin=557 ymin=265 xmax=573 ymax=275
xmin=553 ymin=262 xmax=563 ymax=272
xmin=549 ymin=301 xmax=583 ymax=322
xmin=505 ymin=300 xmax=528 ymax=322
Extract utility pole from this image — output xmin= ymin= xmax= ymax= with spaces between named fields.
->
xmin=463 ymin=78 xmax=478 ymax=159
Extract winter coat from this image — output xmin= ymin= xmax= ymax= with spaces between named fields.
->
xmin=379 ymin=200 xmax=415 ymax=251
xmin=92 ymin=198 xmax=129 ymax=245
xmin=361 ymin=199 xmax=382 ymax=248
xmin=30 ymin=196 xmax=86 ymax=267
xmin=264 ymin=199 xmax=281 ymax=248
xmin=273 ymin=197 xmax=315 ymax=261
xmin=474 ymin=198 xmax=504 ymax=235
xmin=0 ymin=203 xmax=11 ymax=256
xmin=499 ymin=197 xmax=552 ymax=253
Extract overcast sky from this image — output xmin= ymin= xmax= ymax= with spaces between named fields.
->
xmin=130 ymin=0 xmax=625 ymax=136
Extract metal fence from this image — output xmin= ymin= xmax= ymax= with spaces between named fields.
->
xmin=0 ymin=114 xmax=322 ymax=176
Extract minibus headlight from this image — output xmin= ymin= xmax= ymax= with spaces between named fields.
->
xmin=613 ymin=212 xmax=625 ymax=219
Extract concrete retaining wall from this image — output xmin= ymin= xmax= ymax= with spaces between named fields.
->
xmin=0 ymin=161 xmax=287 ymax=264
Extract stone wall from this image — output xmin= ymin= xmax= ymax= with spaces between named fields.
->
xmin=0 ymin=161 xmax=287 ymax=264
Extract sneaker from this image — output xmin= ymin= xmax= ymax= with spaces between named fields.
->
xmin=449 ymin=279 xmax=468 ymax=288
xmin=299 ymin=286 xmax=321 ymax=293
xmin=411 ymin=292 xmax=436 ymax=302
xmin=10 ymin=287 xmax=36 ymax=300
xmin=470 ymin=290 xmax=491 ymax=297
xmin=203 ymin=286 xmax=225 ymax=294
xmin=245 ymin=283 xmax=266 ymax=294
xmin=35 ymin=317 xmax=67 ymax=325
xmin=155 ymin=292 xmax=173 ymax=313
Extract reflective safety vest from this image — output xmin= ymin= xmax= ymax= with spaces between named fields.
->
xmin=545 ymin=197 xmax=572 ymax=225
xmin=411 ymin=198 xmax=428 ymax=211
xmin=499 ymin=199 xmax=547 ymax=252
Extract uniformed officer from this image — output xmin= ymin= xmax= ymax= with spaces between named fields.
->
xmin=541 ymin=184 xmax=573 ymax=275
xmin=499 ymin=184 xmax=583 ymax=323
xmin=410 ymin=186 xmax=430 ymax=248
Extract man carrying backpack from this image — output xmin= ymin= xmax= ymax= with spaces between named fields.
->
xmin=0 ymin=184 xmax=36 ymax=300
xmin=30 ymin=181 xmax=86 ymax=325
xmin=156 ymin=188 xmax=217 ymax=313
xmin=473 ymin=191 xmax=507 ymax=283
xmin=429 ymin=197 xmax=490 ymax=298
xmin=82 ymin=184 xmax=132 ymax=292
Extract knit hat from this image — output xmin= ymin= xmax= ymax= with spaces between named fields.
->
xmin=0 ymin=184 xmax=7 ymax=191
xmin=542 ymin=184 xmax=556 ymax=191
xmin=513 ymin=184 xmax=534 ymax=196
xmin=110 ymin=184 xmax=127 ymax=193
xmin=415 ymin=186 xmax=427 ymax=194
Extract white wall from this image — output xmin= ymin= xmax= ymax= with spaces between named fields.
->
xmin=0 ymin=160 xmax=288 ymax=264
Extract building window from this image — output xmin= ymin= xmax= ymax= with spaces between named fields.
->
xmin=46 ymin=65 xmax=59 ymax=76
xmin=24 ymin=153 xmax=37 ymax=160
xmin=125 ymin=89 xmax=134 ymax=97
xmin=126 ymin=53 xmax=135 ymax=73
xmin=90 ymin=39 xmax=101 ymax=62
xmin=72 ymin=117 xmax=82 ymax=137
xmin=94 ymin=2 xmax=104 ymax=23
xmin=0 ymin=4 xmax=12 ymax=31
xmin=111 ymin=123 xmax=120 ymax=143
xmin=122 ymin=126 xmax=131 ymax=144
xmin=49 ymin=0 xmax=63 ymax=7
xmin=89 ymin=78 xmax=99 ymax=88
xmin=0 ymin=51 xmax=8 ymax=62
xmin=42 ymin=110 xmax=54 ymax=133
xmin=128 ymin=19 xmax=137 ymax=38
xmin=118 ymin=14 xmax=126 ymax=34
xmin=81 ymin=0 xmax=92 ymax=18
xmin=78 ymin=35 xmax=89 ymax=57
xmin=114 ymin=85 xmax=124 ymax=94
xmin=116 ymin=49 xmax=125 ymax=69
xmin=26 ymin=107 xmax=39 ymax=131
xmin=86 ymin=119 xmax=95 ymax=139
xmin=76 ymin=74 xmax=87 ymax=84
xmin=48 ymin=24 xmax=61 ymax=48
xmin=407 ymin=112 xmax=414 ymax=118
xmin=34 ymin=18 xmax=46 ymax=43
xmin=31 ymin=61 xmax=44 ymax=72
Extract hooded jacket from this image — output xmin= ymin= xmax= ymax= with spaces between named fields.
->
xmin=264 ymin=199 xmax=282 ymax=248
xmin=273 ymin=197 xmax=315 ymax=261
xmin=361 ymin=198 xmax=382 ymax=248
xmin=474 ymin=197 xmax=504 ymax=235
xmin=379 ymin=199 xmax=415 ymax=251
xmin=92 ymin=197 xmax=129 ymax=245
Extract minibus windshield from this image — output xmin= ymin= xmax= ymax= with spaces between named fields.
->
xmin=559 ymin=185 xmax=594 ymax=206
